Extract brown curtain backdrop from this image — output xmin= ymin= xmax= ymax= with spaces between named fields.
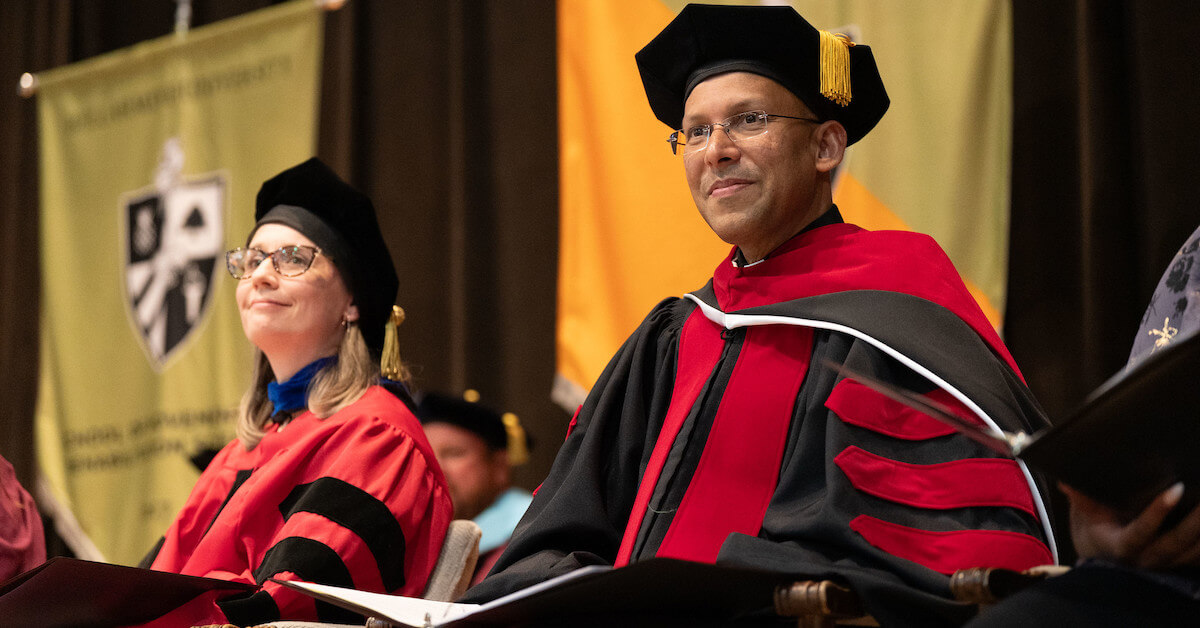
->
xmin=1007 ymin=0 xmax=1200 ymax=562
xmin=2 ymin=0 xmax=1199 ymax=558
xmin=0 ymin=0 xmax=561 ymax=495
xmin=1008 ymin=1 xmax=1200 ymax=418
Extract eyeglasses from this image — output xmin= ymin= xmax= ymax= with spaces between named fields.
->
xmin=225 ymin=245 xmax=322 ymax=279
xmin=667 ymin=110 xmax=820 ymax=156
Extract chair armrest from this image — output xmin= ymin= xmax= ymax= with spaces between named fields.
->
xmin=774 ymin=580 xmax=877 ymax=627
xmin=950 ymin=565 xmax=1068 ymax=605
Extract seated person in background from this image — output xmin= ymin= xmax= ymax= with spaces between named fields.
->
xmin=417 ymin=391 xmax=533 ymax=586
xmin=965 ymin=225 xmax=1200 ymax=627
xmin=140 ymin=158 xmax=451 ymax=626
xmin=463 ymin=5 xmax=1057 ymax=626
xmin=0 ymin=454 xmax=45 ymax=581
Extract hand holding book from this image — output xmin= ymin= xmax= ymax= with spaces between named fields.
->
xmin=1064 ymin=482 xmax=1200 ymax=570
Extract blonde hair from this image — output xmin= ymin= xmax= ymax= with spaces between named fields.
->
xmin=235 ymin=322 xmax=411 ymax=449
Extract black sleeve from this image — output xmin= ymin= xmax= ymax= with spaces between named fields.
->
xmin=460 ymin=298 xmax=694 ymax=602
xmin=137 ymin=536 xmax=165 ymax=569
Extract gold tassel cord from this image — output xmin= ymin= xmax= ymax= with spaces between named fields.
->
xmin=380 ymin=305 xmax=406 ymax=380
xmin=502 ymin=412 xmax=530 ymax=466
xmin=819 ymin=30 xmax=854 ymax=107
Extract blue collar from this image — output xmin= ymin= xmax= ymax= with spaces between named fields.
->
xmin=267 ymin=356 xmax=336 ymax=417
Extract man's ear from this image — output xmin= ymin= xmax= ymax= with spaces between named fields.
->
xmin=814 ymin=121 xmax=848 ymax=173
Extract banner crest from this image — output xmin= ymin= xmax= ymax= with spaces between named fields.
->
xmin=120 ymin=138 xmax=227 ymax=369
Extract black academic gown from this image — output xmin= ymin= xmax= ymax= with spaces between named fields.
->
xmin=466 ymin=217 xmax=1057 ymax=627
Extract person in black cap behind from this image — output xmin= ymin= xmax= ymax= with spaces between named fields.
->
xmin=416 ymin=391 xmax=534 ymax=586
xmin=140 ymin=158 xmax=452 ymax=626
xmin=464 ymin=5 xmax=1056 ymax=626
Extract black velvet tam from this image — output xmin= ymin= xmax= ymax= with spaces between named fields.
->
xmin=252 ymin=157 xmax=398 ymax=357
xmin=416 ymin=392 xmax=509 ymax=452
xmin=634 ymin=3 xmax=890 ymax=145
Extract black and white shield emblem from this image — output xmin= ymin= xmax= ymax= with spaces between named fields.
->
xmin=122 ymin=165 xmax=226 ymax=369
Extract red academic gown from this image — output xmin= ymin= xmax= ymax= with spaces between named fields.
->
xmin=466 ymin=214 xmax=1056 ymax=627
xmin=144 ymin=385 xmax=452 ymax=626
xmin=0 ymin=455 xmax=44 ymax=582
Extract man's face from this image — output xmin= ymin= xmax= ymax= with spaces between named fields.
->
xmin=682 ymin=72 xmax=824 ymax=262
xmin=424 ymin=422 xmax=509 ymax=520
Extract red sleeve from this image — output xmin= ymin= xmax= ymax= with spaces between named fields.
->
xmin=242 ymin=418 xmax=452 ymax=621
xmin=144 ymin=391 xmax=452 ymax=626
xmin=0 ymin=455 xmax=45 ymax=582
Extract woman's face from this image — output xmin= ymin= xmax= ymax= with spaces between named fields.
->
xmin=235 ymin=224 xmax=357 ymax=373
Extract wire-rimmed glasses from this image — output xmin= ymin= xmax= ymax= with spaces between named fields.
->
xmin=667 ymin=110 xmax=820 ymax=156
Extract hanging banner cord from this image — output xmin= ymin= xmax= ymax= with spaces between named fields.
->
xmin=17 ymin=0 xmax=345 ymax=98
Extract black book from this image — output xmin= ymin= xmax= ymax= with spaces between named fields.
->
xmin=0 ymin=557 xmax=257 ymax=627
xmin=828 ymin=331 xmax=1200 ymax=519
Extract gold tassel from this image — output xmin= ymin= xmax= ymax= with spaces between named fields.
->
xmin=380 ymin=305 xmax=406 ymax=380
xmin=501 ymin=412 xmax=529 ymax=466
xmin=819 ymin=30 xmax=854 ymax=107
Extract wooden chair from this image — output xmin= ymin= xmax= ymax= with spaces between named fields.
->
xmin=949 ymin=564 xmax=1070 ymax=605
xmin=773 ymin=579 xmax=878 ymax=628
xmin=770 ymin=564 xmax=1071 ymax=628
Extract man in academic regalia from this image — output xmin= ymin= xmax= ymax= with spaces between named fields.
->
xmin=464 ymin=5 xmax=1058 ymax=626
xmin=416 ymin=392 xmax=533 ymax=586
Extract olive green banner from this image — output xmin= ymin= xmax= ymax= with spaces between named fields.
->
xmin=35 ymin=0 xmax=324 ymax=565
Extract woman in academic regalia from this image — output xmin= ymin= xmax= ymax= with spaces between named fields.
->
xmin=141 ymin=158 xmax=451 ymax=626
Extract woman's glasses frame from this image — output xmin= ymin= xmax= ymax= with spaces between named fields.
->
xmin=225 ymin=245 xmax=323 ymax=280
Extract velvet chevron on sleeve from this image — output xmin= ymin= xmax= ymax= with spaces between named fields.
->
xmin=145 ymin=385 xmax=452 ymax=626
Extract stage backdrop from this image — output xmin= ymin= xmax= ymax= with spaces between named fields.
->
xmin=554 ymin=0 xmax=1013 ymax=408
xmin=34 ymin=0 xmax=324 ymax=565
